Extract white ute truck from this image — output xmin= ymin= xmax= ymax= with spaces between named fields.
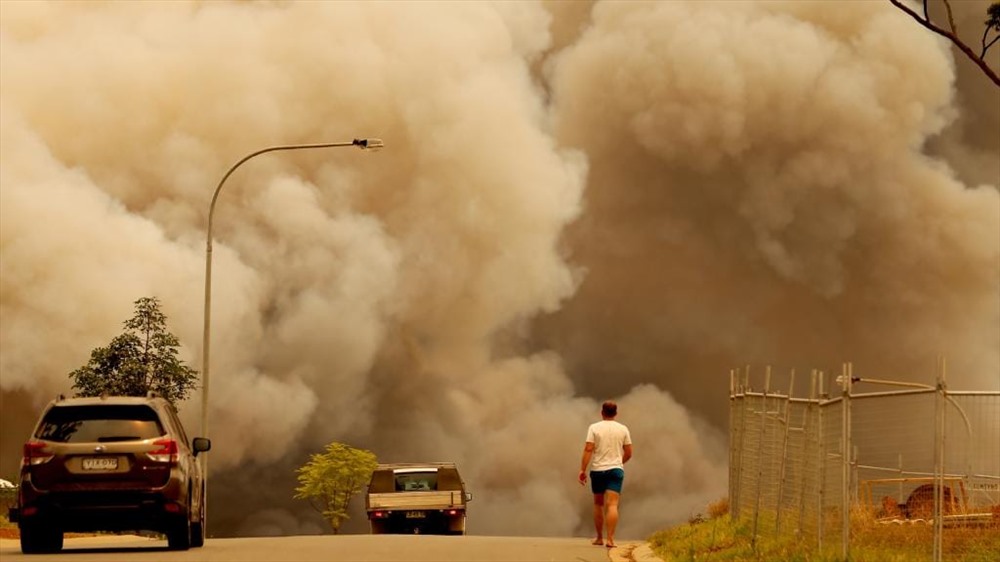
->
xmin=365 ymin=463 xmax=472 ymax=535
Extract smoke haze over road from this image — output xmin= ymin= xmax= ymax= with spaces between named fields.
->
xmin=1 ymin=0 xmax=997 ymax=538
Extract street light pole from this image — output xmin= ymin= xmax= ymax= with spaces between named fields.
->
xmin=200 ymin=138 xmax=383 ymax=532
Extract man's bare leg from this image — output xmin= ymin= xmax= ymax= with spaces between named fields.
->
xmin=591 ymin=494 xmax=604 ymax=544
xmin=604 ymin=490 xmax=620 ymax=547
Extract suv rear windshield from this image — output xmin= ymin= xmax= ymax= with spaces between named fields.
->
xmin=35 ymin=405 xmax=165 ymax=443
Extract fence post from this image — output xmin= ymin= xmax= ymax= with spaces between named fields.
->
xmin=729 ymin=369 xmax=739 ymax=515
xmin=733 ymin=366 xmax=752 ymax=520
xmin=776 ymin=370 xmax=795 ymax=534
xmin=840 ymin=362 xmax=852 ymax=561
xmin=796 ymin=370 xmax=817 ymax=538
xmin=818 ymin=370 xmax=827 ymax=552
xmin=897 ymin=454 xmax=903 ymax=509
xmin=933 ymin=358 xmax=947 ymax=562
xmin=730 ymin=369 xmax=739 ymax=519
xmin=752 ymin=366 xmax=771 ymax=549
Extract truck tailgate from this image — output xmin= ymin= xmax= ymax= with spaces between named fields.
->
xmin=368 ymin=491 xmax=463 ymax=510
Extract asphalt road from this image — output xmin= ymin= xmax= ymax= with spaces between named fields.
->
xmin=0 ymin=534 xmax=658 ymax=562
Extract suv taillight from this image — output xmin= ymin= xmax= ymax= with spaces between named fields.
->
xmin=147 ymin=438 xmax=178 ymax=464
xmin=22 ymin=440 xmax=53 ymax=466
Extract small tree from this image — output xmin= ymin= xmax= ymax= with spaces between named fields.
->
xmin=69 ymin=296 xmax=198 ymax=405
xmin=294 ymin=442 xmax=378 ymax=534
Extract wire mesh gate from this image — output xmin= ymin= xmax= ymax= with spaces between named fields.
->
xmin=729 ymin=362 xmax=999 ymax=561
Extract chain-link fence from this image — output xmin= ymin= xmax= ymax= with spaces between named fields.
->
xmin=729 ymin=363 xmax=1000 ymax=561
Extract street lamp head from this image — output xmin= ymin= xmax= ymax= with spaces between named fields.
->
xmin=353 ymin=138 xmax=384 ymax=150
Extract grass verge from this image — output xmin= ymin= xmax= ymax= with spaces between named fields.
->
xmin=648 ymin=499 xmax=1000 ymax=562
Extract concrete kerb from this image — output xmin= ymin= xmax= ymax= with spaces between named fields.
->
xmin=608 ymin=541 xmax=664 ymax=562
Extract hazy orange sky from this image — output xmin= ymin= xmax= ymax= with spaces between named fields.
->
xmin=1 ymin=0 xmax=997 ymax=538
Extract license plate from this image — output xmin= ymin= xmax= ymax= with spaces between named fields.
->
xmin=82 ymin=457 xmax=118 ymax=471
xmin=405 ymin=511 xmax=426 ymax=519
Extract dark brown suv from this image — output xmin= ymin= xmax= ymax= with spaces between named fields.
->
xmin=10 ymin=394 xmax=211 ymax=553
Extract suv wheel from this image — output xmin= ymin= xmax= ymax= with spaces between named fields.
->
xmin=167 ymin=513 xmax=191 ymax=550
xmin=191 ymin=488 xmax=206 ymax=548
xmin=20 ymin=522 xmax=63 ymax=554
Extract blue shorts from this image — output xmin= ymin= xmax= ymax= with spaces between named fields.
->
xmin=590 ymin=468 xmax=625 ymax=494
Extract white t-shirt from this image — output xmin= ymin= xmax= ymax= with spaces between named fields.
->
xmin=585 ymin=419 xmax=632 ymax=471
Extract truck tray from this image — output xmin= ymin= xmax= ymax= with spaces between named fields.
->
xmin=367 ymin=491 xmax=463 ymax=510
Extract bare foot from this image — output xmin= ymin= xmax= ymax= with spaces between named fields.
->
xmin=591 ymin=538 xmax=604 ymax=546
xmin=606 ymin=541 xmax=617 ymax=548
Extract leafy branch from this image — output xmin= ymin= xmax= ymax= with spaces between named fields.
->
xmin=889 ymin=0 xmax=1000 ymax=86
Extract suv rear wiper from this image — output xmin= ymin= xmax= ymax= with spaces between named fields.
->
xmin=97 ymin=436 xmax=142 ymax=442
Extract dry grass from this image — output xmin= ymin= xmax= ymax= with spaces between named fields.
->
xmin=649 ymin=497 xmax=1000 ymax=561
xmin=707 ymin=497 xmax=729 ymax=519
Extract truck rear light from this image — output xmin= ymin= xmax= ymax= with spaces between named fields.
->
xmin=22 ymin=440 xmax=53 ymax=466
xmin=163 ymin=502 xmax=182 ymax=514
xmin=446 ymin=509 xmax=459 ymax=516
xmin=147 ymin=438 xmax=178 ymax=464
xmin=371 ymin=511 xmax=387 ymax=519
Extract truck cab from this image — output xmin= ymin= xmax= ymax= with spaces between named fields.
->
xmin=365 ymin=463 xmax=471 ymax=535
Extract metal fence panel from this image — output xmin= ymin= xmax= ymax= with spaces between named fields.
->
xmin=729 ymin=366 xmax=999 ymax=562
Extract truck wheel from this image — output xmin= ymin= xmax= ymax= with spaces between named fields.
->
xmin=370 ymin=520 xmax=386 ymax=534
xmin=20 ymin=522 xmax=63 ymax=554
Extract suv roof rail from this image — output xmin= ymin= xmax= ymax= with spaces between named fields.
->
xmin=146 ymin=391 xmax=159 ymax=398
xmin=57 ymin=394 xmax=65 ymax=401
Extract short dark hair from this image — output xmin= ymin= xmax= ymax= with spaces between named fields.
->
xmin=601 ymin=401 xmax=617 ymax=418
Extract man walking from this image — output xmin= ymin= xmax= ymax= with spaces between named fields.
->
xmin=578 ymin=400 xmax=632 ymax=549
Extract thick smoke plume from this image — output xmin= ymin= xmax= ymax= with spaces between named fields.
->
xmin=1 ymin=1 xmax=996 ymax=539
